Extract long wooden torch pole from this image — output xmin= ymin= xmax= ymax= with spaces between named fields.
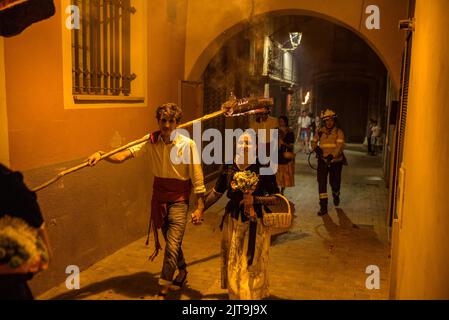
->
xmin=31 ymin=109 xmax=226 ymax=193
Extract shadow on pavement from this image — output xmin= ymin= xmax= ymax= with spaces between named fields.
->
xmin=50 ymin=271 xmax=160 ymax=300
xmin=49 ymin=253 xmax=221 ymax=300
xmin=271 ymin=231 xmax=311 ymax=246
xmin=49 ymin=271 xmax=215 ymax=300
xmin=49 ymin=269 xmax=285 ymax=301
xmin=316 ymin=208 xmax=387 ymax=255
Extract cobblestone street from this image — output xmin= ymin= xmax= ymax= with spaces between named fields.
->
xmin=39 ymin=144 xmax=391 ymax=300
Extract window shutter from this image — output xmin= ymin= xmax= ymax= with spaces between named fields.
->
xmin=390 ymin=0 xmax=415 ymax=222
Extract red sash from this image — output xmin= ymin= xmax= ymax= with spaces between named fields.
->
xmin=146 ymin=176 xmax=191 ymax=261
xmin=144 ymin=130 xmax=192 ymax=260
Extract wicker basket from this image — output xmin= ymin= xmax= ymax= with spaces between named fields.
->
xmin=262 ymin=194 xmax=293 ymax=233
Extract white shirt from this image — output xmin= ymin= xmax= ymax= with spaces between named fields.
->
xmin=128 ymin=132 xmax=206 ymax=194
xmin=298 ymin=116 xmax=312 ymax=129
xmin=371 ymin=126 xmax=382 ymax=138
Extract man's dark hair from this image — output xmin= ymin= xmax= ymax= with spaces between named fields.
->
xmin=156 ymin=103 xmax=183 ymax=122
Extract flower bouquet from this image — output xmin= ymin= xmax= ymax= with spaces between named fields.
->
xmin=231 ymin=170 xmax=259 ymax=193
xmin=231 ymin=171 xmax=259 ymax=220
xmin=0 ymin=215 xmax=48 ymax=274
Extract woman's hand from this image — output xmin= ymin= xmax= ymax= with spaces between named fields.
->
xmin=242 ymin=192 xmax=257 ymax=220
xmin=245 ymin=206 xmax=257 ymax=221
xmin=242 ymin=192 xmax=254 ymax=207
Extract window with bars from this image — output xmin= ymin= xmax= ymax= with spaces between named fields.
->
xmin=72 ymin=0 xmax=136 ymax=98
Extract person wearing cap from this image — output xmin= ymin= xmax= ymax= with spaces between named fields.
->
xmin=311 ymin=109 xmax=346 ymax=216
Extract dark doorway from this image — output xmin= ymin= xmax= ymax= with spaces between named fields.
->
xmin=316 ymin=81 xmax=370 ymax=143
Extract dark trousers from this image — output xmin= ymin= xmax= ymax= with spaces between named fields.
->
xmin=317 ymin=159 xmax=343 ymax=205
xmin=0 ymin=275 xmax=34 ymax=300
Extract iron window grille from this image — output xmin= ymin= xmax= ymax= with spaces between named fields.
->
xmin=72 ymin=0 xmax=136 ymax=97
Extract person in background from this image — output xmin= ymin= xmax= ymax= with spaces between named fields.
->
xmin=366 ymin=119 xmax=375 ymax=155
xmin=371 ymin=120 xmax=382 ymax=156
xmin=311 ymin=109 xmax=346 ymax=216
xmin=296 ymin=110 xmax=312 ymax=153
xmin=314 ymin=116 xmax=322 ymax=134
xmin=310 ymin=115 xmax=317 ymax=139
xmin=276 ymin=116 xmax=295 ymax=195
xmin=0 ymin=163 xmax=52 ymax=300
xmin=310 ymin=115 xmax=321 ymax=151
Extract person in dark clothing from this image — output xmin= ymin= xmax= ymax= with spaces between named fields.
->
xmin=0 ymin=163 xmax=51 ymax=300
xmin=276 ymin=116 xmax=295 ymax=195
xmin=311 ymin=110 xmax=346 ymax=216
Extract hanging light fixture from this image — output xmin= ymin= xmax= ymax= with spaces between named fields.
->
xmin=289 ymin=32 xmax=302 ymax=48
xmin=270 ymin=32 xmax=302 ymax=52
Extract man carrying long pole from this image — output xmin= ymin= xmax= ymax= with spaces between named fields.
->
xmin=87 ymin=103 xmax=205 ymax=298
xmin=29 ymin=96 xmax=270 ymax=298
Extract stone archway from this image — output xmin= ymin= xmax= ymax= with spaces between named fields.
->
xmin=184 ymin=0 xmax=408 ymax=90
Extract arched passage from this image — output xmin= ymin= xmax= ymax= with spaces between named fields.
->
xmin=184 ymin=0 xmax=408 ymax=90
xmin=197 ymin=13 xmax=389 ymax=143
xmin=187 ymin=7 xmax=397 ymax=300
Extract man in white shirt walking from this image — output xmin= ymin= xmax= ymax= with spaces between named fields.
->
xmin=296 ymin=110 xmax=312 ymax=153
xmin=87 ymin=103 xmax=205 ymax=298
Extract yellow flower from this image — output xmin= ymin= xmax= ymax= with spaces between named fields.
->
xmin=232 ymin=170 xmax=259 ymax=193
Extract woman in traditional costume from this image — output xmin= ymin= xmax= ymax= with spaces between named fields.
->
xmin=205 ymin=133 xmax=280 ymax=300
xmin=276 ymin=116 xmax=295 ymax=195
